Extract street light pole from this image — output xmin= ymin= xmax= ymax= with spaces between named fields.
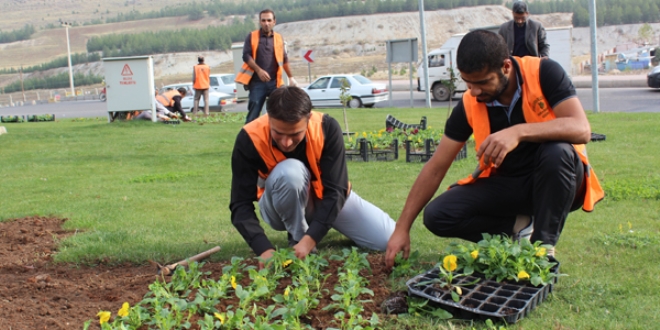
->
xmin=62 ymin=22 xmax=75 ymax=96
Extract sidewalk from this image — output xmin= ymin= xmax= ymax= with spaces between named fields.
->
xmin=376 ymin=73 xmax=648 ymax=91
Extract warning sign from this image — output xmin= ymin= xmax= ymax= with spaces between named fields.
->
xmin=121 ymin=64 xmax=134 ymax=76
xmin=120 ymin=63 xmax=137 ymax=85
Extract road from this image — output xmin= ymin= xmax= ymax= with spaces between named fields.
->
xmin=1 ymin=88 xmax=658 ymax=119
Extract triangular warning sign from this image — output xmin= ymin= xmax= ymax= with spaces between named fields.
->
xmin=121 ymin=64 xmax=134 ymax=76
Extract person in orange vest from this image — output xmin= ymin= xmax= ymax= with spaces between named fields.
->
xmin=385 ymin=30 xmax=604 ymax=269
xmin=230 ymin=86 xmax=395 ymax=268
xmin=156 ymin=87 xmax=192 ymax=122
xmin=235 ymin=9 xmax=297 ymax=124
xmin=192 ymin=56 xmax=211 ymax=116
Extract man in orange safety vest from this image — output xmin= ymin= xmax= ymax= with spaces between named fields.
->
xmin=192 ymin=56 xmax=211 ymax=116
xmin=235 ymin=9 xmax=297 ymax=124
xmin=385 ymin=30 xmax=604 ymax=269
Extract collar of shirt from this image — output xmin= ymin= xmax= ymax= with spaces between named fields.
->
xmin=260 ymin=29 xmax=274 ymax=37
xmin=486 ymin=60 xmax=523 ymax=122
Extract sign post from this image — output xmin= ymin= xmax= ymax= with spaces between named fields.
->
xmin=302 ymin=49 xmax=314 ymax=83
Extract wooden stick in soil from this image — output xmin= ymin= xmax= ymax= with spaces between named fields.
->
xmin=157 ymin=246 xmax=221 ymax=276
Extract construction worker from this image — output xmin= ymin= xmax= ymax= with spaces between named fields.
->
xmin=156 ymin=87 xmax=192 ymax=122
xmin=235 ymin=9 xmax=297 ymax=124
xmin=192 ymin=56 xmax=211 ymax=116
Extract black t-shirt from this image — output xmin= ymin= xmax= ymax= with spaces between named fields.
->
xmin=445 ymin=57 xmax=576 ymax=177
xmin=229 ymin=114 xmax=349 ymax=256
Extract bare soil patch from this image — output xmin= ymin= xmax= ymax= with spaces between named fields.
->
xmin=0 ymin=216 xmax=395 ymax=329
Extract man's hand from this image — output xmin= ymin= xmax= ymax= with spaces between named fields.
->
xmin=257 ymin=69 xmax=271 ymax=82
xmin=476 ymin=127 xmax=521 ymax=168
xmin=384 ymin=228 xmax=411 ymax=270
xmin=288 ymin=77 xmax=298 ymax=87
xmin=258 ymin=249 xmax=275 ymax=269
xmin=292 ymin=235 xmax=316 ymax=260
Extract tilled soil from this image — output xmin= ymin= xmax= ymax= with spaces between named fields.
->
xmin=0 ymin=216 xmax=397 ymax=330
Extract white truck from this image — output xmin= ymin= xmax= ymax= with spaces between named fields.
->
xmin=417 ymin=26 xmax=573 ymax=101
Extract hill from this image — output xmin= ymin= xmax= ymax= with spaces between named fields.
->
xmin=1 ymin=4 xmax=658 ymax=91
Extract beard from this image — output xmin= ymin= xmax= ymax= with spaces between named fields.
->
xmin=476 ymin=71 xmax=509 ymax=103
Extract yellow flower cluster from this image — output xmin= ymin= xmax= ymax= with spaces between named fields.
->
xmin=442 ymin=255 xmax=457 ymax=272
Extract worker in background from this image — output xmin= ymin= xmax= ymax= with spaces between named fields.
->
xmin=192 ymin=56 xmax=211 ymax=117
xmin=156 ymin=87 xmax=192 ymax=122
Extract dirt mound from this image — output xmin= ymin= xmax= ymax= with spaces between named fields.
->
xmin=0 ymin=216 xmax=396 ymax=329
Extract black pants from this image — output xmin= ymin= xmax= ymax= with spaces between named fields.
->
xmin=424 ymin=142 xmax=585 ymax=246
xmin=166 ymin=106 xmax=187 ymax=120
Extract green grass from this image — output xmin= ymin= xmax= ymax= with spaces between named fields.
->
xmin=1 ymin=109 xmax=659 ymax=329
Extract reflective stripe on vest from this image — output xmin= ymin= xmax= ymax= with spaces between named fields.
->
xmin=244 ymin=111 xmax=326 ymax=200
xmin=456 ymin=56 xmax=604 ymax=212
xmin=156 ymin=90 xmax=181 ymax=107
xmin=234 ymin=30 xmax=285 ymax=88
xmin=193 ymin=64 xmax=210 ymax=89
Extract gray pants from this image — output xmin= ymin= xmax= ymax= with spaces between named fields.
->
xmin=258 ymin=159 xmax=395 ymax=251
xmin=193 ymin=89 xmax=209 ymax=116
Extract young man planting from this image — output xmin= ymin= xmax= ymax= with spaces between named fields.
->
xmin=385 ymin=30 xmax=604 ymax=269
xmin=230 ymin=86 xmax=395 ymax=265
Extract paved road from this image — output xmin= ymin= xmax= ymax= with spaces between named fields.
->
xmin=1 ymin=88 xmax=658 ymax=118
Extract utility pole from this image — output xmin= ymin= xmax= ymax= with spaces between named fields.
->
xmin=20 ymin=66 xmax=26 ymax=102
xmin=418 ymin=0 xmax=431 ymax=108
xmin=61 ymin=21 xmax=75 ymax=96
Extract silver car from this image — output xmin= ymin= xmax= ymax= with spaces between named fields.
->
xmin=303 ymin=74 xmax=389 ymax=108
xmin=210 ymin=73 xmax=237 ymax=97
xmin=159 ymin=83 xmax=236 ymax=112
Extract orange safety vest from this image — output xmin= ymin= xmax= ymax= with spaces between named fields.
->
xmin=456 ymin=56 xmax=604 ymax=212
xmin=193 ymin=64 xmax=211 ymax=89
xmin=235 ymin=30 xmax=285 ymax=88
xmin=156 ymin=90 xmax=181 ymax=107
xmin=243 ymin=111 xmax=328 ymax=200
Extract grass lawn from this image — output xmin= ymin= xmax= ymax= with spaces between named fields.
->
xmin=1 ymin=108 xmax=659 ymax=329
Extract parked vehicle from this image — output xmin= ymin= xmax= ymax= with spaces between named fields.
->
xmin=303 ymin=74 xmax=388 ymax=108
xmin=99 ymin=87 xmax=107 ymax=102
xmin=159 ymin=83 xmax=236 ymax=112
xmin=209 ymin=73 xmax=237 ymax=97
xmin=417 ymin=26 xmax=573 ymax=101
xmin=647 ymin=66 xmax=660 ymax=88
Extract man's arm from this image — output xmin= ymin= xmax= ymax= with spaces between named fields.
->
xmin=536 ymin=22 xmax=550 ymax=58
xmin=385 ymin=136 xmax=466 ymax=268
xmin=172 ymin=96 xmax=184 ymax=114
xmin=192 ymin=67 xmax=196 ymax=85
xmin=229 ymin=129 xmax=275 ymax=256
xmin=242 ymin=33 xmax=270 ymax=82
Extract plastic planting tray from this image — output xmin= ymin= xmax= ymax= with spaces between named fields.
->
xmin=407 ymin=265 xmax=559 ymax=323
xmin=345 ymin=138 xmax=398 ymax=162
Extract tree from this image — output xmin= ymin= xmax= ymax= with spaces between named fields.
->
xmin=339 ymin=79 xmax=352 ymax=135
xmin=638 ymin=23 xmax=655 ymax=44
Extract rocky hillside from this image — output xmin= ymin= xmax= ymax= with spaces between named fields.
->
xmin=2 ymin=4 xmax=659 ymax=89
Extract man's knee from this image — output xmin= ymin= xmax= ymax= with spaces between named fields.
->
xmin=537 ymin=142 xmax=577 ymax=172
xmin=423 ymin=201 xmax=455 ymax=237
xmin=266 ymin=159 xmax=309 ymax=192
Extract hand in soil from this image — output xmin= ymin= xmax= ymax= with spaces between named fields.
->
xmin=385 ymin=228 xmax=411 ymax=269
xmin=258 ymin=249 xmax=275 ymax=269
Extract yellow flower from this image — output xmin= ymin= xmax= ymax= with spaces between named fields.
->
xmin=518 ymin=270 xmax=530 ymax=280
xmin=442 ymin=255 xmax=457 ymax=272
xmin=282 ymin=259 xmax=293 ymax=267
xmin=470 ymin=250 xmax=479 ymax=259
xmin=214 ymin=312 xmax=226 ymax=324
xmin=362 ymin=132 xmax=367 ymax=137
xmin=284 ymin=287 xmax=290 ymax=297
xmin=231 ymin=275 xmax=237 ymax=289
xmin=117 ymin=302 xmax=130 ymax=317
xmin=97 ymin=311 xmax=111 ymax=325
xmin=455 ymin=286 xmax=462 ymax=295
xmin=535 ymin=247 xmax=546 ymax=257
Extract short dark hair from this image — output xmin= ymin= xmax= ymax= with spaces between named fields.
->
xmin=456 ymin=30 xmax=509 ymax=74
xmin=512 ymin=1 xmax=528 ymax=14
xmin=177 ymin=87 xmax=187 ymax=95
xmin=267 ymin=86 xmax=312 ymax=123
xmin=198 ymin=56 xmax=204 ymax=63
xmin=259 ymin=9 xmax=275 ymax=20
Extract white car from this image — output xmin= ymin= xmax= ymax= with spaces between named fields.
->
xmin=209 ymin=73 xmax=237 ymax=97
xmin=159 ymin=83 xmax=236 ymax=112
xmin=303 ymin=74 xmax=388 ymax=108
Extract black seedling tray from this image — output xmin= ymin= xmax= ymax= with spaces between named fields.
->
xmin=407 ymin=264 xmax=558 ymax=324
